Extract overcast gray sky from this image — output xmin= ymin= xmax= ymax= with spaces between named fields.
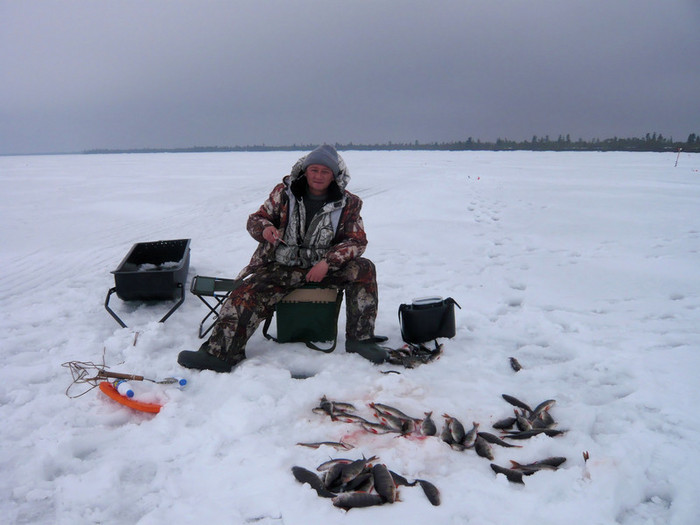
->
xmin=1 ymin=0 xmax=699 ymax=154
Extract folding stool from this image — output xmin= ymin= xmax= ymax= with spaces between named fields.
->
xmin=189 ymin=275 xmax=242 ymax=338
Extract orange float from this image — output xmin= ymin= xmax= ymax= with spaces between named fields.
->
xmin=99 ymin=381 xmax=162 ymax=414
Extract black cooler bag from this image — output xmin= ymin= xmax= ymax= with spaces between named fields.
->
xmin=399 ymin=297 xmax=461 ymax=344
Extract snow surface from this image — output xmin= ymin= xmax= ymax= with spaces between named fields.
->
xmin=1 ymin=150 xmax=699 ymax=525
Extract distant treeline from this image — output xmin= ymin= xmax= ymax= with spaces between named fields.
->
xmin=84 ymin=132 xmax=700 ymax=155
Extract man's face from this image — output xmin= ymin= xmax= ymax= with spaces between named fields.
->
xmin=305 ymin=164 xmax=334 ymax=196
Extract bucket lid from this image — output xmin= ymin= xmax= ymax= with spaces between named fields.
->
xmin=412 ymin=296 xmax=443 ymax=306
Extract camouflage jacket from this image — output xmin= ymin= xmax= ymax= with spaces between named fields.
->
xmin=236 ymin=152 xmax=367 ymax=279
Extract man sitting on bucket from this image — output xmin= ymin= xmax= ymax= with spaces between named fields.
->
xmin=178 ymin=145 xmax=388 ymax=372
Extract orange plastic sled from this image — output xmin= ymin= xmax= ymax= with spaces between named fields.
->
xmin=99 ymin=381 xmax=162 ymax=414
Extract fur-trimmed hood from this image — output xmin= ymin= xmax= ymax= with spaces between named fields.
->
xmin=286 ymin=148 xmax=351 ymax=201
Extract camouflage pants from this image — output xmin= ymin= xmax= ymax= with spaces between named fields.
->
xmin=206 ymin=257 xmax=378 ymax=365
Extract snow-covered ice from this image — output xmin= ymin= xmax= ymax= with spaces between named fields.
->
xmin=1 ymin=150 xmax=699 ymax=524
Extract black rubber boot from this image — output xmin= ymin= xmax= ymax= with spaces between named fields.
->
xmin=345 ymin=339 xmax=389 ymax=364
xmin=177 ymin=343 xmax=233 ymax=373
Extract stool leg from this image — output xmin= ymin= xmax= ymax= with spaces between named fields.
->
xmin=195 ymin=294 xmax=227 ymax=338
xmin=199 ymin=300 xmax=223 ymax=338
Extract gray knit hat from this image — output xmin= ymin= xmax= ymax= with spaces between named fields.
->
xmin=301 ymin=145 xmax=340 ymax=176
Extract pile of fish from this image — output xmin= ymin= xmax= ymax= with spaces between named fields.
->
xmin=487 ymin=394 xmax=568 ymax=483
xmin=385 ymin=342 xmax=443 ymax=368
xmin=310 ymin=395 xmax=564 ymax=457
xmin=311 ymin=396 xmax=429 ymax=437
xmin=303 ymin=394 xmax=568 ymax=493
xmin=438 ymin=415 xmax=521 ymax=460
xmin=492 ymin=394 xmax=567 ymax=440
xmin=291 ymin=455 xmax=440 ymax=509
